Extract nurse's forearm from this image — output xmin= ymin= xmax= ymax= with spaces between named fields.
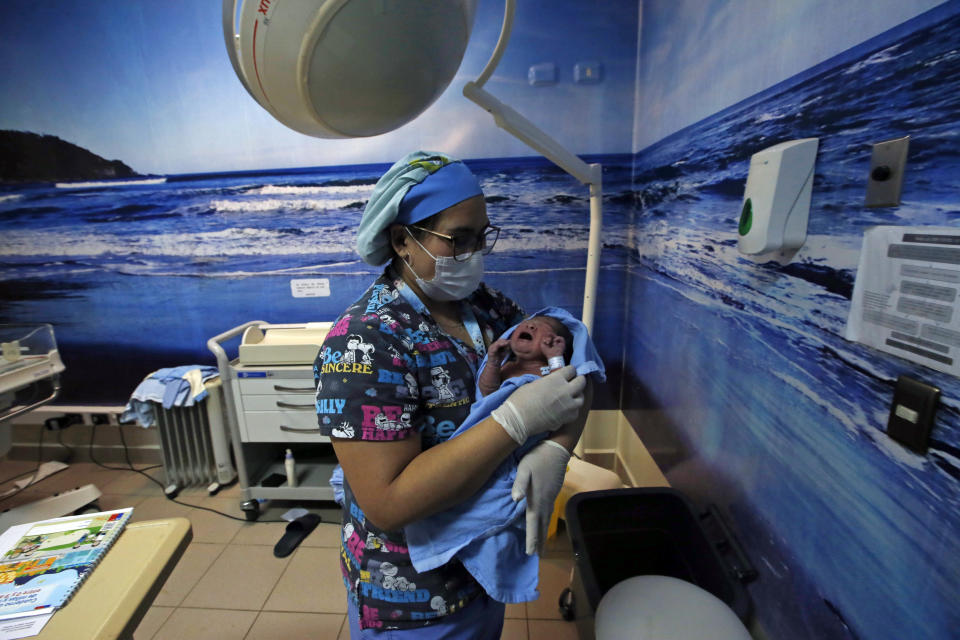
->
xmin=378 ymin=417 xmax=518 ymax=531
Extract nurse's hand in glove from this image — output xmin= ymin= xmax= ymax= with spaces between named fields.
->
xmin=512 ymin=440 xmax=571 ymax=555
xmin=491 ymin=365 xmax=585 ymax=445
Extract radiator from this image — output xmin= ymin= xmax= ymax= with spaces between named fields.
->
xmin=154 ymin=378 xmax=236 ymax=492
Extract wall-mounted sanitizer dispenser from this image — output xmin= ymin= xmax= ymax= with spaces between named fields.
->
xmin=738 ymin=138 xmax=819 ymax=255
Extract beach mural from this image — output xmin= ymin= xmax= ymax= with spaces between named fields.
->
xmin=624 ymin=2 xmax=960 ymax=639
xmin=0 ymin=157 xmax=633 ymax=404
xmin=0 ymin=0 xmax=637 ymax=405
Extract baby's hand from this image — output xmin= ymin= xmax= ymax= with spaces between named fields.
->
xmin=488 ymin=338 xmax=512 ymax=364
xmin=542 ymin=334 xmax=566 ymax=359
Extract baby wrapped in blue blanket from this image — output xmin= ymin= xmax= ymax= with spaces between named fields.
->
xmin=404 ymin=306 xmax=605 ymax=603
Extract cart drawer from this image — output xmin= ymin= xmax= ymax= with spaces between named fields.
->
xmin=241 ymin=410 xmax=329 ymax=443
xmin=237 ymin=377 xmax=315 ymax=395
xmin=241 ymin=393 xmax=316 ymax=412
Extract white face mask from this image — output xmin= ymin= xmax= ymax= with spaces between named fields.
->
xmin=403 ymin=227 xmax=484 ymax=301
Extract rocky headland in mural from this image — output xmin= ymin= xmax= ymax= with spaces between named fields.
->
xmin=0 ymin=130 xmax=140 ymax=183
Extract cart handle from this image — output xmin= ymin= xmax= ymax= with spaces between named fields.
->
xmin=206 ymin=320 xmax=267 ymax=376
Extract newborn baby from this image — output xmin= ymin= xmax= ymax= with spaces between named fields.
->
xmin=477 ymin=315 xmax=575 ymax=397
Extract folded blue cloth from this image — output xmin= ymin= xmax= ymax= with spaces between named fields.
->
xmin=121 ymin=365 xmax=219 ymax=427
xmin=404 ymin=307 xmax=605 ymax=603
xmin=330 ymin=465 xmax=345 ymax=506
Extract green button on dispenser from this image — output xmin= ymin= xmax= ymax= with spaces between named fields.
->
xmin=738 ymin=198 xmax=753 ymax=236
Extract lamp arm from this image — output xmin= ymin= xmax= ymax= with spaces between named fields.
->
xmin=463 ymin=82 xmax=599 ymax=186
xmin=467 ymin=0 xmax=602 ymax=461
xmin=474 ymin=0 xmax=516 ymax=88
xmin=462 ymin=80 xmax=604 ymax=335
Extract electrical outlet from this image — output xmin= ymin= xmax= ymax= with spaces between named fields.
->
xmin=44 ymin=414 xmax=83 ymax=430
xmin=865 ymin=136 xmax=909 ymax=207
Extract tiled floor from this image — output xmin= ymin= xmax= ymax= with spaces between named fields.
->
xmin=0 ymin=460 xmax=582 ymax=640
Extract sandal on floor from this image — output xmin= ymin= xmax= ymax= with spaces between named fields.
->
xmin=273 ymin=513 xmax=323 ymax=558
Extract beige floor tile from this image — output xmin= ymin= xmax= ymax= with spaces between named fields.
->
xmin=132 ymin=606 xmax=174 ymax=640
xmin=230 ymin=520 xmax=289 ymax=546
xmin=152 ymin=607 xmax=258 ymax=640
xmin=183 ymin=544 xmax=291 ymax=610
xmin=173 ymin=481 xmax=230 ymax=497
xmin=263 ymin=547 xmax=348 ymax=614
xmin=132 ymin=496 xmax=244 ymax=543
xmin=505 ymin=602 xmax=528 ymax=619
xmin=0 ymin=460 xmax=44 ymax=493
xmin=232 ymin=518 xmax=342 ymax=547
xmin=257 ymin=500 xmax=343 ymax=524
xmin=211 ymin=481 xmax=243 ymax=499
xmin=4 ymin=485 xmax=138 ymax=515
xmin=543 ymin=522 xmax=573 ymax=554
xmin=527 ymin=619 xmax=580 ymax=640
xmin=526 ymin=555 xmax=574 ymax=620
xmin=96 ymin=492 xmax=146 ymax=511
xmin=0 ymin=487 xmax=53 ymax=510
xmin=153 ymin=543 xmax=226 ymax=607
xmin=96 ymin=467 xmax=168 ymax=495
xmin=0 ymin=458 xmax=39 ymax=475
xmin=244 ymin=611 xmax=346 ymax=639
xmin=337 ymin=616 xmax=351 ymax=640
xmin=14 ymin=462 xmax=116 ymax=495
xmin=501 ymin=617 xmax=530 ymax=640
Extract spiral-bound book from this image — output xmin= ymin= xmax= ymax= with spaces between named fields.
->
xmin=0 ymin=507 xmax=133 ymax=619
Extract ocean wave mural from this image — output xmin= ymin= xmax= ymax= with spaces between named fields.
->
xmin=0 ymin=156 xmax=632 ymax=405
xmin=625 ymin=3 xmax=960 ymax=639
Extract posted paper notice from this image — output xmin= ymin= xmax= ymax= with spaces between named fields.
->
xmin=846 ymin=226 xmax=960 ymax=377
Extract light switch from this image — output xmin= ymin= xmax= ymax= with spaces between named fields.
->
xmin=865 ymin=136 xmax=909 ymax=207
xmin=887 ymin=374 xmax=940 ymax=453
xmin=894 ymin=404 xmax=918 ymax=423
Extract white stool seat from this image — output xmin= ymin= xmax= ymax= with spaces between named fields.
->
xmin=595 ymin=575 xmax=752 ymax=640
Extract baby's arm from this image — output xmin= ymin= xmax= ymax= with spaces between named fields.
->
xmin=478 ymin=338 xmax=511 ymax=396
xmin=542 ymin=335 xmax=566 ymax=367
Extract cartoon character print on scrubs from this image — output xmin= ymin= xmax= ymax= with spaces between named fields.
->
xmin=343 ymin=334 xmax=374 ymax=365
xmin=314 ymin=271 xmax=524 ymax=630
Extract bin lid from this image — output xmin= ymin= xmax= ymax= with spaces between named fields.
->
xmin=595 ymin=575 xmax=752 ymax=640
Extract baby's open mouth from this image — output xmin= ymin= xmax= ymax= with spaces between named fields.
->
xmin=516 ymin=331 xmax=533 ymax=341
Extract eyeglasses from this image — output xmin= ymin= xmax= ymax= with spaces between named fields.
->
xmin=409 ymin=224 xmax=501 ymax=262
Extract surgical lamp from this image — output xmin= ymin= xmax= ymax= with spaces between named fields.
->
xmin=222 ymin=0 xmax=603 ymax=332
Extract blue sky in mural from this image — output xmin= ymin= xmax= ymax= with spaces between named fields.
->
xmin=0 ymin=0 xmax=636 ymax=175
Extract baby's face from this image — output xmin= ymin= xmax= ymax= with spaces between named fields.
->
xmin=509 ymin=317 xmax=562 ymax=362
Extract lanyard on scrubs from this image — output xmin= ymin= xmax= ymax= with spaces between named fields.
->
xmin=396 ymin=281 xmax=487 ymax=378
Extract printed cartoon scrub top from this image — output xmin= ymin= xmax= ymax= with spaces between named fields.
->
xmin=314 ymin=270 xmax=524 ymax=631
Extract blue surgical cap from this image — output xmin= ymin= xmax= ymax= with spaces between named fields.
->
xmin=356 ymin=151 xmax=483 ymax=266
xmin=397 ymin=161 xmax=483 ymax=225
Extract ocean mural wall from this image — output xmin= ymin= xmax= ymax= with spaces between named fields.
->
xmin=0 ymin=0 xmax=637 ymax=405
xmin=625 ymin=2 xmax=960 ymax=639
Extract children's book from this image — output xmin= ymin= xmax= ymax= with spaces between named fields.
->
xmin=0 ymin=508 xmax=133 ymax=619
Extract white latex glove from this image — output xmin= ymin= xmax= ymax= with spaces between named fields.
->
xmin=512 ymin=439 xmax=571 ymax=555
xmin=491 ymin=365 xmax=585 ymax=445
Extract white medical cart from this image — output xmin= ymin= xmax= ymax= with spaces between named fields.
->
xmin=208 ymin=320 xmax=337 ymax=520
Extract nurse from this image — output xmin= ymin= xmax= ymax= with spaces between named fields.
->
xmin=314 ymin=151 xmax=590 ymax=638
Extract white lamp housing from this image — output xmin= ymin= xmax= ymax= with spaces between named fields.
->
xmin=223 ymin=0 xmax=478 ymax=138
xmin=737 ymin=138 xmax=819 ymax=255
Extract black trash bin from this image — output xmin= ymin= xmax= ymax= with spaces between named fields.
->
xmin=564 ymin=488 xmax=755 ymax=638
